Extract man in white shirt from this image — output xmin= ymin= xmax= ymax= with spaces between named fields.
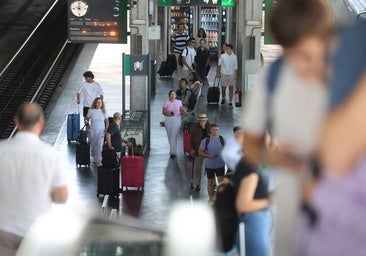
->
xmin=181 ymin=37 xmax=197 ymax=81
xmin=0 ymin=103 xmax=68 ymax=255
xmin=76 ymin=71 xmax=104 ymax=122
xmin=216 ymin=44 xmax=237 ymax=109
xmin=221 ymin=126 xmax=244 ymax=172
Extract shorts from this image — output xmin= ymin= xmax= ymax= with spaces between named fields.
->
xmin=206 ymin=167 xmax=225 ymax=179
xmin=83 ymin=106 xmax=90 ymax=117
xmin=221 ymin=74 xmax=236 ymax=87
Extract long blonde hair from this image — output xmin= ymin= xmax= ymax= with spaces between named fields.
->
xmin=91 ymin=97 xmax=106 ymax=113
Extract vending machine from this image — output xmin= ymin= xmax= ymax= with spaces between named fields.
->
xmin=198 ymin=6 xmax=229 ymax=59
xmin=169 ymin=6 xmax=194 ymax=37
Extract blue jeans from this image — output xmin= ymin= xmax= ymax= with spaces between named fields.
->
xmin=237 ymin=209 xmax=272 ymax=256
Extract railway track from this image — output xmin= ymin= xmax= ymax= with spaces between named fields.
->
xmin=0 ymin=0 xmax=82 ymax=139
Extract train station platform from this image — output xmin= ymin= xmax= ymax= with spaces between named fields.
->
xmin=41 ymin=40 xmax=281 ymax=231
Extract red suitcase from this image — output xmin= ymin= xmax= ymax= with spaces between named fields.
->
xmin=121 ymin=153 xmax=144 ymax=191
xmin=183 ymin=131 xmax=191 ymax=156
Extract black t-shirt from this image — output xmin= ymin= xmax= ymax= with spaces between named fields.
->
xmin=107 ymin=122 xmax=122 ymax=152
xmin=232 ymin=159 xmax=269 ymax=199
xmin=195 ymin=47 xmax=210 ymax=66
xmin=201 ymin=125 xmax=208 ymax=139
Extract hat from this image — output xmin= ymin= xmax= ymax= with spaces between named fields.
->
xmin=198 ymin=113 xmax=208 ymax=120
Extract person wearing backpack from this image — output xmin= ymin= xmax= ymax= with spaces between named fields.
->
xmin=181 ymin=37 xmax=197 ymax=81
xmin=198 ymin=123 xmax=225 ymax=203
xmin=171 ymin=23 xmax=189 ymax=79
xmin=240 ymin=0 xmax=335 ymax=254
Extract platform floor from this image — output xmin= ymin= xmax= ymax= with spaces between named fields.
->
xmin=43 ymin=41 xmax=281 ymax=231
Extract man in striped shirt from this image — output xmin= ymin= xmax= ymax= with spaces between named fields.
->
xmin=171 ymin=23 xmax=189 ymax=79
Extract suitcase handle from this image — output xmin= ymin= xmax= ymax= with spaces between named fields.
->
xmin=213 ymin=76 xmax=221 ymax=87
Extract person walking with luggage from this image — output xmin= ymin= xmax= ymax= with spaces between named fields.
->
xmin=181 ymin=37 xmax=197 ymax=81
xmin=76 ymin=71 xmax=104 ymax=123
xmin=0 ymin=103 xmax=68 ymax=255
xmin=195 ymin=38 xmax=211 ymax=81
xmin=171 ymin=23 xmax=189 ymax=79
xmin=163 ymin=90 xmax=188 ymax=158
xmin=106 ymin=112 xmax=133 ymax=158
xmin=190 ymin=113 xmax=211 ymax=191
xmin=216 ymin=44 xmax=237 ymax=109
xmin=198 ymin=123 xmax=225 ymax=203
xmin=86 ymin=97 xmax=109 ymax=167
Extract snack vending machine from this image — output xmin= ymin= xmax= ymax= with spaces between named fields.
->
xmin=169 ymin=6 xmax=194 ymax=37
xmin=198 ymin=6 xmax=229 ymax=58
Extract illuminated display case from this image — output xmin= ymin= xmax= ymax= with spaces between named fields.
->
xmin=169 ymin=6 xmax=193 ymax=36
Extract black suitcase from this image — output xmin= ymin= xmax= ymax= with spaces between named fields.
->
xmin=97 ymin=166 xmax=120 ymax=197
xmin=158 ymin=61 xmax=175 ymax=77
xmin=76 ymin=143 xmax=90 ymax=167
xmin=207 ymin=76 xmax=221 ymax=104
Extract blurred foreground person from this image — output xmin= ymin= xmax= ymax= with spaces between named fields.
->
xmin=0 ymin=103 xmax=68 ymax=255
xmin=240 ymin=0 xmax=335 ymax=254
xmin=308 ymin=20 xmax=366 ymax=256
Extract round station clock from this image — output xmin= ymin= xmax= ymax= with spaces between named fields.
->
xmin=70 ymin=0 xmax=89 ymax=17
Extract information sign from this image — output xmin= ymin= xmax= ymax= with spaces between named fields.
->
xmin=68 ymin=0 xmax=127 ymax=43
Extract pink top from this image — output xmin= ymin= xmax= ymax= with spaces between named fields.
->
xmin=163 ymin=99 xmax=183 ymax=116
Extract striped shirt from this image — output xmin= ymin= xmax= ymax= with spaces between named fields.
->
xmin=172 ymin=32 xmax=189 ymax=53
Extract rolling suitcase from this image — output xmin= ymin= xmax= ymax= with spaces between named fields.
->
xmin=183 ymin=132 xmax=191 ymax=156
xmin=207 ymin=76 xmax=220 ymax=104
xmin=67 ymin=113 xmax=80 ymax=142
xmin=97 ymin=166 xmax=120 ymax=197
xmin=158 ymin=61 xmax=175 ymax=77
xmin=121 ymin=149 xmax=144 ymax=191
xmin=76 ymin=142 xmax=90 ymax=167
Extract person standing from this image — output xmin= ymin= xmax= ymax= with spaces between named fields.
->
xmin=86 ymin=97 xmax=109 ymax=167
xmin=171 ymin=23 xmax=189 ymax=79
xmin=162 ymin=90 xmax=187 ymax=158
xmin=0 ymin=103 xmax=68 ymax=255
xmin=76 ymin=71 xmax=104 ymax=123
xmin=198 ymin=123 xmax=225 ymax=203
xmin=105 ymin=112 xmax=133 ymax=158
xmin=190 ymin=113 xmax=211 ymax=191
xmin=195 ymin=39 xmax=211 ymax=81
xmin=216 ymin=44 xmax=238 ymax=109
xmin=221 ymin=126 xmax=245 ymax=173
xmin=195 ymin=28 xmax=209 ymax=49
xmin=181 ymin=37 xmax=197 ymax=81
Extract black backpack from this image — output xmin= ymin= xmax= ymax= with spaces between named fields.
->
xmin=213 ymin=178 xmax=238 ymax=252
xmin=184 ymin=88 xmax=197 ymax=111
xmin=204 ymin=135 xmax=224 ymax=151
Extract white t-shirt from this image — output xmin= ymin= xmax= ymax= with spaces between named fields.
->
xmin=87 ymin=109 xmax=108 ymax=130
xmin=221 ymin=136 xmax=243 ymax=171
xmin=218 ymin=53 xmax=238 ymax=75
xmin=0 ymin=132 xmax=67 ymax=236
xmin=182 ymin=47 xmax=197 ymax=71
xmin=78 ymin=81 xmax=104 ymax=107
xmin=241 ymin=60 xmax=328 ymax=157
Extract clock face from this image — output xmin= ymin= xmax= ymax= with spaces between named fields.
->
xmin=70 ymin=0 xmax=89 ymax=17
